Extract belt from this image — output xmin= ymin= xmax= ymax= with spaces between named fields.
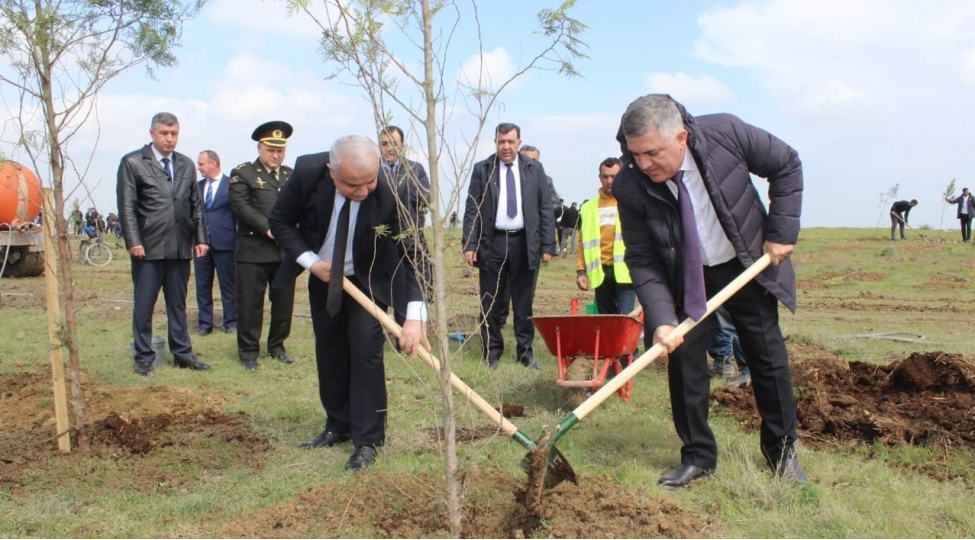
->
xmin=704 ymin=258 xmax=738 ymax=271
xmin=499 ymin=229 xmax=525 ymax=236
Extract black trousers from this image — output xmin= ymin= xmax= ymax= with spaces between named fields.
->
xmin=960 ymin=215 xmax=972 ymax=242
xmin=666 ymin=258 xmax=798 ymax=469
xmin=194 ymin=248 xmax=237 ymax=330
xmin=236 ymin=261 xmax=295 ymax=361
xmin=478 ymin=232 xmax=539 ymax=364
xmin=308 ymin=276 xmax=387 ymax=447
xmin=131 ymin=258 xmax=192 ymax=363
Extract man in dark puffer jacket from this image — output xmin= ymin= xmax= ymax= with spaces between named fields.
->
xmin=613 ymin=94 xmax=806 ymax=488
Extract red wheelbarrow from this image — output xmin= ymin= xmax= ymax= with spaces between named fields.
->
xmin=531 ymin=312 xmax=643 ymax=402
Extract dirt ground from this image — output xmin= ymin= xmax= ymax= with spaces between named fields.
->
xmin=5 ymin=342 xmax=975 ymax=536
xmin=0 ymin=370 xmax=712 ymax=538
xmin=713 ymin=344 xmax=975 ymax=453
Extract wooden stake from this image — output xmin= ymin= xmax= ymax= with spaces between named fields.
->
xmin=41 ymin=188 xmax=70 ymax=452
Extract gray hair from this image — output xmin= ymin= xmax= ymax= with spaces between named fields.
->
xmin=621 ymin=95 xmax=684 ymax=140
xmin=330 ymin=135 xmax=379 ymax=171
xmin=150 ymin=112 xmax=179 ymax=130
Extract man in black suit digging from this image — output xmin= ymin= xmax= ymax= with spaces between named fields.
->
xmin=268 ymin=135 xmax=428 ymax=471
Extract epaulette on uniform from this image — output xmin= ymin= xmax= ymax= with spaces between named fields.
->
xmin=232 ymin=161 xmax=252 ymax=173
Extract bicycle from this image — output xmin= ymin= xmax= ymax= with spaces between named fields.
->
xmin=78 ymin=231 xmax=113 ymax=267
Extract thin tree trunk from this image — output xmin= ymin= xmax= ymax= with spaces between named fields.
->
xmin=421 ymin=0 xmax=462 ymax=535
xmin=41 ymin=66 xmax=89 ymax=451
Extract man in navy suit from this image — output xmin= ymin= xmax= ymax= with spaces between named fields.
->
xmin=194 ymin=150 xmax=238 ymax=335
xmin=268 ymin=135 xmax=427 ymax=471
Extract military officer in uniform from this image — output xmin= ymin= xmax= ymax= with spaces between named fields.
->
xmin=229 ymin=121 xmax=297 ymax=370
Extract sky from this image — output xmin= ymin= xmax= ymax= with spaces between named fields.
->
xmin=2 ymin=0 xmax=975 ymax=230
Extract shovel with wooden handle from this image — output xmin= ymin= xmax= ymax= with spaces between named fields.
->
xmin=890 ymin=211 xmax=925 ymax=240
xmin=341 ymin=277 xmax=577 ymax=487
xmin=523 ymin=253 xmax=772 ymax=504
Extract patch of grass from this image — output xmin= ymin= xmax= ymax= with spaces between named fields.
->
xmin=3 ymin=227 xmax=975 ymax=537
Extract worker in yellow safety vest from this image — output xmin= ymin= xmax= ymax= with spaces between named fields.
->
xmin=576 ymin=157 xmax=635 ymax=315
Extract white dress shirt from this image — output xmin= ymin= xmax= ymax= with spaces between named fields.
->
xmin=296 ymin=190 xmax=427 ymax=321
xmin=665 ymin=149 xmax=737 ymax=266
xmin=494 ymin=156 xmax=525 ymax=231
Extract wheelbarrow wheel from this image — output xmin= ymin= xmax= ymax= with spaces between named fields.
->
xmin=563 ymin=358 xmax=593 ymax=408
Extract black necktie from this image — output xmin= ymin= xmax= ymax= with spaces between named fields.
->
xmin=162 ymin=157 xmax=172 ymax=181
xmin=505 ymin=163 xmax=517 ymax=218
xmin=326 ymin=199 xmax=351 ymax=317
xmin=673 ymin=171 xmax=707 ymax=321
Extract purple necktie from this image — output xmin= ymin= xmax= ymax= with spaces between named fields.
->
xmin=505 ymin=163 xmax=517 ymax=218
xmin=326 ymin=198 xmax=351 ymax=318
xmin=162 ymin=157 xmax=172 ymax=181
xmin=673 ymin=171 xmax=707 ymax=321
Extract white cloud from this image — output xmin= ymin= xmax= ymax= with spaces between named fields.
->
xmin=694 ymin=0 xmax=975 ymax=114
xmin=645 ymin=72 xmax=734 ymax=105
xmin=204 ymin=0 xmax=326 ymax=38
xmin=457 ymin=47 xmax=516 ymax=92
xmin=959 ymin=49 xmax=975 ymax=86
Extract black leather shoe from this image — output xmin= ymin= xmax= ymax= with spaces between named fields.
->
xmin=769 ymin=446 xmax=808 ymax=484
xmin=223 ymin=326 xmax=236 ymax=334
xmin=484 ymin=358 xmax=499 ymax=370
xmin=197 ymin=328 xmax=212 ymax=337
xmin=174 ymin=354 xmax=211 ymax=371
xmin=344 ymin=445 xmax=377 ymax=471
xmin=298 ymin=429 xmax=352 ymax=450
xmin=134 ymin=362 xmax=154 ymax=376
xmin=241 ymin=358 xmax=258 ymax=371
xmin=658 ymin=463 xmax=715 ymax=489
xmin=520 ymin=359 xmax=542 ymax=370
xmin=271 ymin=351 xmax=296 ymax=365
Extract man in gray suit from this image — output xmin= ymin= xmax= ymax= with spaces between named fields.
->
xmin=462 ymin=123 xmax=556 ymax=369
xmin=117 ymin=112 xmax=210 ymax=376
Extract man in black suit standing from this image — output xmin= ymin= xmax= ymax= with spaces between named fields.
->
xmin=117 ymin=112 xmax=210 ymax=376
xmin=269 ymin=135 xmax=427 ymax=472
xmin=194 ymin=150 xmax=237 ymax=335
xmin=462 ymin=123 xmax=556 ymax=369
xmin=379 ymin=125 xmax=431 ymax=326
xmin=614 ymin=94 xmax=806 ymax=488
xmin=229 ymin=121 xmax=297 ymax=370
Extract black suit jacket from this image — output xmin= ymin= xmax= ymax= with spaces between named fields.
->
xmin=268 ymin=152 xmax=421 ymax=307
xmin=462 ymin=153 xmax=555 ymax=269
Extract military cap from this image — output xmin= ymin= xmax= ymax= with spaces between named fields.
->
xmin=251 ymin=120 xmax=293 ymax=148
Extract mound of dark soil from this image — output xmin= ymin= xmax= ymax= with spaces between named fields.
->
xmin=713 ymin=346 xmax=975 ymax=449
xmin=215 ymin=469 xmax=713 ymax=538
xmin=0 ymin=371 xmax=269 ymax=490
